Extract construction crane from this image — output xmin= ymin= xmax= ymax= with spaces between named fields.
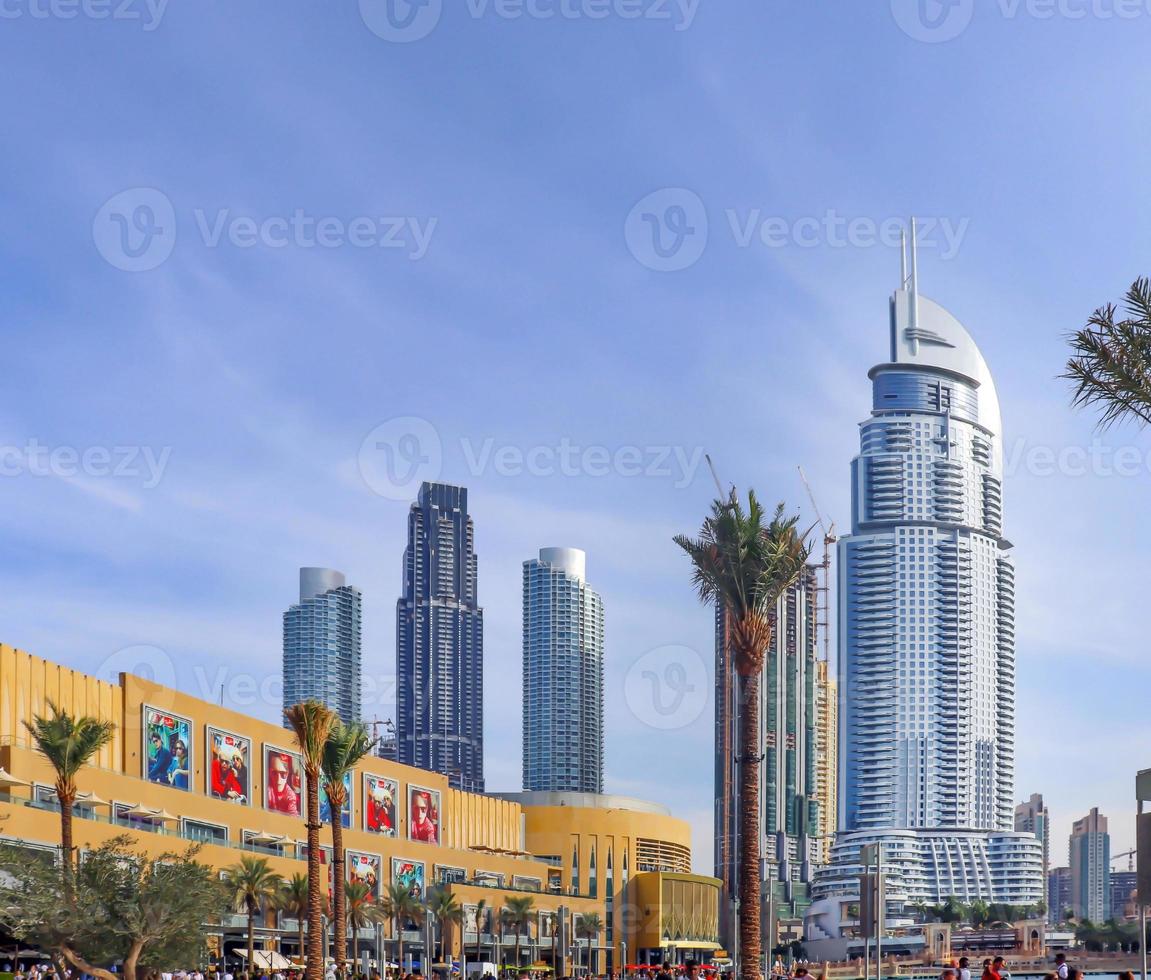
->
xmin=798 ymin=466 xmax=838 ymax=666
xmin=1112 ymin=848 xmax=1136 ymax=871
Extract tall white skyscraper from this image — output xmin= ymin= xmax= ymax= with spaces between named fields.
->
xmin=810 ymin=232 xmax=1042 ymax=920
xmin=522 ymin=547 xmax=604 ymax=793
xmin=283 ymin=567 xmax=362 ymax=724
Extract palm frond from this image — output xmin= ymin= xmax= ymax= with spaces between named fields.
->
xmin=23 ymin=700 xmax=115 ymax=796
xmin=1063 ymin=277 xmax=1151 ymax=429
xmin=284 ymin=700 xmax=338 ymax=775
xmin=321 ymin=722 xmax=376 ymax=808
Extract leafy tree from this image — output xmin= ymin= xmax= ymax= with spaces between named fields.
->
xmin=0 ymin=836 xmax=224 ymax=980
xmin=23 ymin=701 xmax=114 ymax=900
xmin=225 ymin=855 xmax=281 ymax=973
xmin=381 ymin=880 xmax=423 ymax=972
xmin=322 ymin=721 xmax=375 ymax=977
xmin=275 ymin=873 xmax=310 ymax=963
xmin=426 ymin=886 xmax=464 ymax=963
xmin=1064 ymin=277 xmax=1151 ymax=429
xmin=286 ymin=700 xmax=338 ymax=980
xmin=675 ymin=491 xmax=809 ymax=980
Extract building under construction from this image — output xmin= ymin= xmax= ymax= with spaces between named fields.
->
xmin=713 ymin=563 xmax=838 ymax=955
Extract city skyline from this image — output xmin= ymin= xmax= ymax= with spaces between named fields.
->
xmin=6 ymin=6 xmax=1150 ymax=878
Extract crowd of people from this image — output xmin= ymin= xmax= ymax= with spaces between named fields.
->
xmin=938 ymin=952 xmax=1141 ymax=980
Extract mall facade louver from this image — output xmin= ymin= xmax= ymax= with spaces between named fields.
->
xmin=396 ymin=482 xmax=485 ymax=793
xmin=810 ymin=239 xmax=1043 ymax=919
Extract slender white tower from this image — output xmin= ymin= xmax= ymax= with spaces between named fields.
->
xmin=810 ymin=227 xmax=1042 ymax=916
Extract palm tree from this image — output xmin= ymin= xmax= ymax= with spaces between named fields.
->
xmin=426 ymin=886 xmax=464 ymax=963
xmin=344 ymin=880 xmax=379 ymax=969
xmin=23 ymin=700 xmax=114 ymax=899
xmin=968 ymin=899 xmax=991 ymax=929
xmin=275 ymin=872 xmax=311 ymax=963
xmin=322 ymin=722 xmax=376 ymax=977
xmin=471 ymin=897 xmax=489 ymax=968
xmin=575 ymin=912 xmax=601 ymax=977
xmin=227 ymin=856 xmax=282 ymax=973
xmin=1064 ymin=277 xmax=1151 ymax=428
xmin=381 ymin=880 xmax=423 ymax=973
xmin=286 ymin=700 xmax=338 ymax=980
xmin=675 ymin=491 xmax=810 ymax=980
xmin=502 ymin=895 xmax=535 ymax=971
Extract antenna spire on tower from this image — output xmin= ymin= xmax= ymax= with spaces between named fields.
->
xmin=909 ymin=217 xmax=920 ymax=341
xmin=900 ymin=229 xmax=908 ymax=290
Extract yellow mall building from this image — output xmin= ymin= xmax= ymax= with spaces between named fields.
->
xmin=0 ymin=645 xmax=719 ymax=973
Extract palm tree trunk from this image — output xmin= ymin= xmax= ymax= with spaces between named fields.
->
xmin=299 ymin=919 xmax=306 ymax=966
xmin=248 ymin=904 xmax=257 ymax=976
xmin=332 ymin=814 xmax=347 ymax=977
xmin=352 ymin=930 xmax=359 ymax=972
xmin=739 ymin=670 xmax=762 ymax=980
xmin=59 ymin=791 xmax=75 ymax=902
xmin=306 ymin=776 xmax=325 ymax=980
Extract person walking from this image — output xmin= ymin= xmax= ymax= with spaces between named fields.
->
xmin=958 ymin=958 xmax=971 ymax=980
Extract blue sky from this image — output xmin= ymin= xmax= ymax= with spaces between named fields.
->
xmin=3 ymin=0 xmax=1151 ymax=872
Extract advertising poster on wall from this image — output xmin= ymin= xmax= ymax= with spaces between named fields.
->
xmin=143 ymin=706 xmax=192 ymax=791
xmin=320 ymin=770 xmax=353 ymax=828
xmin=364 ymin=774 xmax=398 ymax=836
xmin=264 ymin=745 xmax=302 ymax=816
xmin=407 ymin=784 xmax=440 ymax=843
xmin=207 ymin=727 xmax=250 ymax=804
xmin=347 ymin=850 xmax=382 ymax=898
xmin=391 ymin=857 xmax=425 ymax=901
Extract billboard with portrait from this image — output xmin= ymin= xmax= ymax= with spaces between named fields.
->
xmin=320 ymin=770 xmax=353 ymax=828
xmin=364 ymin=774 xmax=398 ymax=836
xmin=391 ymin=857 xmax=425 ymax=901
xmin=347 ymin=850 xmax=382 ymax=899
xmin=207 ymin=727 xmax=251 ymax=804
xmin=143 ymin=706 xmax=192 ymax=791
xmin=407 ymin=784 xmax=441 ymax=843
xmin=264 ymin=744 xmax=302 ymax=816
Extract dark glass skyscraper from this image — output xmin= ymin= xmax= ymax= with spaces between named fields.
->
xmin=396 ymin=482 xmax=484 ymax=792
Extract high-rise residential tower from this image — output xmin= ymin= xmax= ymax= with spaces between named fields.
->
xmin=396 ymin=482 xmax=485 ymax=792
xmin=521 ymin=547 xmax=604 ymax=793
xmin=283 ymin=567 xmax=362 ymax=724
xmin=809 ymin=233 xmax=1042 ymax=919
xmin=1048 ymin=866 xmax=1072 ymax=923
xmin=814 ymin=658 xmax=838 ymax=863
xmin=715 ymin=567 xmax=822 ymax=952
xmin=1070 ymin=807 xmax=1111 ymax=922
xmin=1016 ymin=793 xmax=1051 ymax=914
